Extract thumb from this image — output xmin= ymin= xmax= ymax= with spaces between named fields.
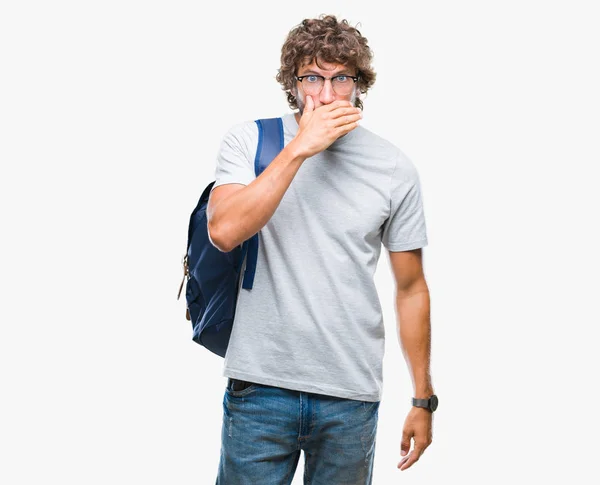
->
xmin=400 ymin=430 xmax=411 ymax=456
xmin=305 ymin=94 xmax=314 ymax=113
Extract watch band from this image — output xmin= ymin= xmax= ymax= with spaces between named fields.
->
xmin=412 ymin=394 xmax=438 ymax=412
xmin=412 ymin=398 xmax=430 ymax=408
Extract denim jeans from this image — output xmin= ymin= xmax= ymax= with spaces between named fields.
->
xmin=216 ymin=378 xmax=380 ymax=485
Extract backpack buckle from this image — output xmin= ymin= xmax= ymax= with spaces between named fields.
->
xmin=177 ymin=254 xmax=189 ymax=300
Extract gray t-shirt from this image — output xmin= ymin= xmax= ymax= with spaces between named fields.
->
xmin=211 ymin=113 xmax=428 ymax=402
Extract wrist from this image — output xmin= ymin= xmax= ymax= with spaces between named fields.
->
xmin=285 ymin=137 xmax=309 ymax=161
xmin=413 ymin=388 xmax=434 ymax=399
xmin=412 ymin=394 xmax=439 ymax=413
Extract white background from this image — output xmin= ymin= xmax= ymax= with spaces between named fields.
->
xmin=1 ymin=0 xmax=599 ymax=483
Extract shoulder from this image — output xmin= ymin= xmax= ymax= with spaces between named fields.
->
xmin=219 ymin=119 xmax=260 ymax=159
xmin=357 ymin=125 xmax=419 ymax=183
xmin=222 ymin=119 xmax=260 ymax=145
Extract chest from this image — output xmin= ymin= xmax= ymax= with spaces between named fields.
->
xmin=273 ymin=148 xmax=392 ymax=242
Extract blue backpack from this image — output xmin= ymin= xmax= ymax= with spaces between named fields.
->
xmin=177 ymin=117 xmax=284 ymax=357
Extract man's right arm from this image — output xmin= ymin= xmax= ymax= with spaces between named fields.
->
xmin=207 ymin=98 xmax=361 ymax=252
xmin=207 ymin=141 xmax=306 ymax=252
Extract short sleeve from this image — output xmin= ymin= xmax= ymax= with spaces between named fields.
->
xmin=211 ymin=121 xmax=258 ymax=192
xmin=381 ymin=155 xmax=428 ymax=252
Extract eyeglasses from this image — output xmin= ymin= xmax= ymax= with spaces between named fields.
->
xmin=295 ymin=74 xmax=359 ymax=95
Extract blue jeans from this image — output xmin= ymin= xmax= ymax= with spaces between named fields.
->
xmin=216 ymin=378 xmax=380 ymax=484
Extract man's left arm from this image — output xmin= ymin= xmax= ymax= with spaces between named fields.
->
xmin=389 ymin=248 xmax=434 ymax=472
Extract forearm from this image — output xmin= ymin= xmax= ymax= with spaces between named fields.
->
xmin=209 ymin=139 xmax=306 ymax=252
xmin=396 ymin=287 xmax=434 ymax=398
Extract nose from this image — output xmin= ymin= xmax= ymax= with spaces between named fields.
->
xmin=319 ymin=78 xmax=335 ymax=104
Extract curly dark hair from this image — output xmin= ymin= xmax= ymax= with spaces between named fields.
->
xmin=276 ymin=14 xmax=376 ymax=110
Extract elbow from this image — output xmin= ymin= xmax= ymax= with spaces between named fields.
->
xmin=207 ymin=221 xmax=234 ymax=253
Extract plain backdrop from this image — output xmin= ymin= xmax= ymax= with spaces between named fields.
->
xmin=1 ymin=0 xmax=599 ymax=483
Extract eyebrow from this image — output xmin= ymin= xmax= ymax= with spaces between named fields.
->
xmin=299 ymin=69 xmax=355 ymax=76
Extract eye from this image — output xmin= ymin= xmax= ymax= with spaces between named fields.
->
xmin=306 ymin=75 xmax=320 ymax=83
xmin=334 ymin=75 xmax=349 ymax=83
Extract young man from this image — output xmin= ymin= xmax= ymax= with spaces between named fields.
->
xmin=208 ymin=14 xmax=436 ymax=484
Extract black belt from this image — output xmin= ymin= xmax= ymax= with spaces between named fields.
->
xmin=228 ymin=377 xmax=255 ymax=392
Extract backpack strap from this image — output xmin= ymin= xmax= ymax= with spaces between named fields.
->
xmin=254 ymin=117 xmax=285 ymax=176
xmin=241 ymin=117 xmax=284 ymax=289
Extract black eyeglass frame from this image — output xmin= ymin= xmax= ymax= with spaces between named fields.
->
xmin=295 ymin=74 xmax=359 ymax=84
xmin=295 ymin=74 xmax=360 ymax=93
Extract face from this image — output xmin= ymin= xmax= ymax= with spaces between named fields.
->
xmin=294 ymin=59 xmax=358 ymax=115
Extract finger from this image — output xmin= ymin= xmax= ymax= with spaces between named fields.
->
xmin=398 ymin=452 xmax=418 ymax=471
xmin=397 ymin=454 xmax=410 ymax=469
xmin=322 ymin=99 xmax=354 ymax=112
xmin=398 ymin=450 xmax=419 ymax=471
xmin=334 ymin=121 xmax=360 ymax=137
xmin=330 ymin=107 xmax=362 ymax=120
xmin=398 ymin=444 xmax=426 ymax=471
xmin=400 ymin=430 xmax=411 ymax=457
xmin=332 ymin=112 xmax=362 ymax=128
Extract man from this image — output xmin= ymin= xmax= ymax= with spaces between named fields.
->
xmin=207 ymin=14 xmax=436 ymax=484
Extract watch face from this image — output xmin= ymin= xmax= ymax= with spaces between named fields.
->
xmin=429 ymin=395 xmax=439 ymax=412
